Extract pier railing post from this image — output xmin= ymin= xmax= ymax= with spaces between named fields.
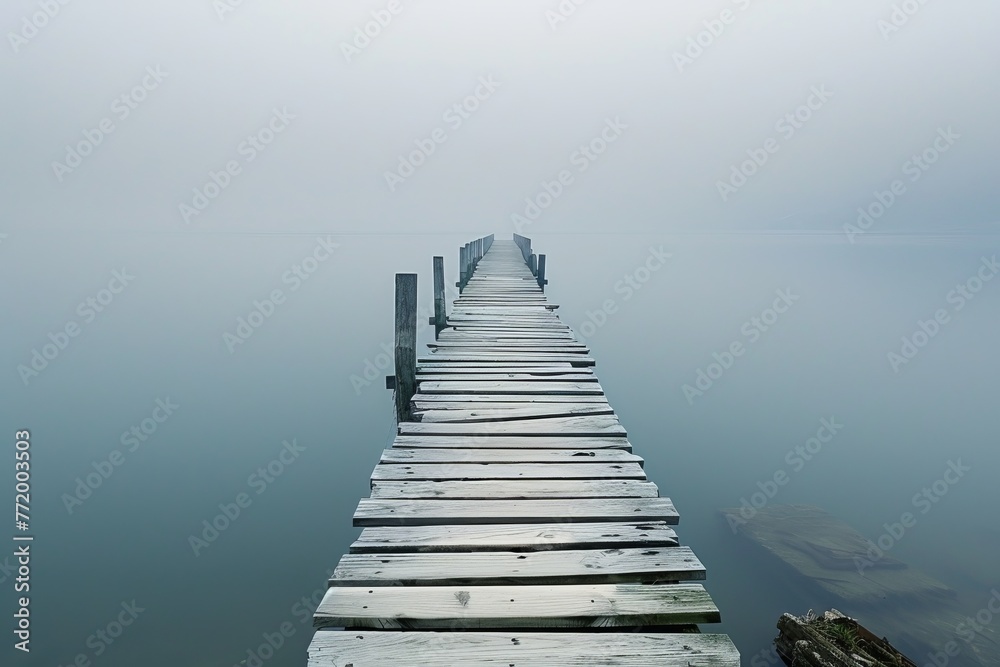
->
xmin=457 ymin=245 xmax=466 ymax=292
xmin=528 ymin=253 xmax=537 ymax=276
xmin=537 ymin=254 xmax=547 ymax=291
xmin=431 ymin=256 xmax=446 ymax=338
xmin=393 ymin=273 xmax=417 ymax=423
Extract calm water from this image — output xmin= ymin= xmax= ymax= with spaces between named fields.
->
xmin=4 ymin=232 xmax=999 ymax=666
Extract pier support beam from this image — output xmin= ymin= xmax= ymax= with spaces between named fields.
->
xmin=430 ymin=256 xmax=446 ymax=338
xmin=393 ymin=273 xmax=417 ymax=423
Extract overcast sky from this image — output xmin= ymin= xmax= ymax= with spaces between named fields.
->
xmin=2 ymin=0 xmax=998 ymax=241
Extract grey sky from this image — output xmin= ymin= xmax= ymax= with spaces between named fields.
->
xmin=3 ymin=0 xmax=998 ymax=239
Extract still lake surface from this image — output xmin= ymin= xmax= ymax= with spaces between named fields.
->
xmin=5 ymin=232 xmax=998 ymax=666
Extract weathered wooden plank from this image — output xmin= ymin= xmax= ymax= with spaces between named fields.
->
xmin=412 ymin=394 xmax=610 ymax=404
xmin=417 ymin=365 xmax=582 ymax=373
xmin=307 ymin=631 xmax=740 ymax=667
xmin=437 ymin=337 xmax=577 ymax=343
xmin=444 ymin=323 xmax=571 ymax=330
xmin=448 ymin=320 xmax=569 ymax=329
xmin=399 ymin=416 xmax=625 ymax=437
xmin=331 ymin=546 xmax=704 ymax=587
xmin=449 ymin=321 xmax=566 ymax=325
xmin=392 ymin=435 xmax=630 ymax=450
xmin=420 ymin=355 xmax=595 ymax=367
xmin=428 ymin=348 xmax=590 ymax=357
xmin=417 ymin=382 xmax=604 ymax=395
xmin=370 ymin=462 xmax=645 ymax=482
xmin=427 ymin=348 xmax=590 ymax=354
xmin=416 ymin=374 xmax=597 ymax=383
xmin=353 ymin=497 xmax=678 ymax=526
xmin=379 ymin=448 xmax=642 ymax=465
xmin=368 ymin=479 xmax=659 ymax=500
xmin=414 ymin=404 xmax=614 ymax=422
xmin=349 ymin=520 xmax=676 ymax=552
xmin=313 ymin=582 xmax=718 ymax=629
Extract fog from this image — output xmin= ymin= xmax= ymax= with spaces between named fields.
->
xmin=3 ymin=2 xmax=999 ymax=665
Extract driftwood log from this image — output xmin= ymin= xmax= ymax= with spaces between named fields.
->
xmin=775 ymin=610 xmax=916 ymax=667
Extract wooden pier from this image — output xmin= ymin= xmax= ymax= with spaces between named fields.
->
xmin=307 ymin=236 xmax=739 ymax=666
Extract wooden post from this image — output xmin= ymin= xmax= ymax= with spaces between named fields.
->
xmin=464 ymin=243 xmax=471 ymax=286
xmin=537 ymin=253 xmax=547 ymax=291
xmin=431 ymin=256 xmax=446 ymax=338
xmin=529 ymin=253 xmax=537 ymax=276
xmin=457 ymin=245 xmax=466 ymax=291
xmin=393 ymin=273 xmax=417 ymax=423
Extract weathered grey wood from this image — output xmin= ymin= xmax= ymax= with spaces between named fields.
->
xmin=331 ymin=546 xmax=704 ymax=587
xmin=379 ymin=448 xmax=642 ymax=465
xmin=458 ymin=244 xmax=466 ymax=290
xmin=398 ymin=415 xmax=625 ymax=437
xmin=370 ymin=462 xmax=645 ymax=482
xmin=412 ymin=394 xmax=610 ymax=404
xmin=429 ymin=341 xmax=587 ymax=348
xmin=349 ymin=520 xmax=676 ymax=552
xmin=447 ymin=313 xmax=562 ymax=320
xmin=307 ymin=631 xmax=740 ymax=666
xmin=432 ymin=256 xmax=446 ymax=338
xmin=313 ymin=582 xmax=718 ymax=628
xmin=417 ymin=382 xmax=604 ymax=395
xmin=393 ymin=273 xmax=417 ymax=423
xmin=306 ymin=237 xmax=734 ymax=665
xmin=353 ymin=497 xmax=679 ymax=526
xmin=392 ymin=435 xmax=630 ymax=450
xmin=421 ymin=354 xmax=592 ymax=364
xmin=368 ymin=479 xmax=659 ymax=500
xmin=417 ymin=365 xmax=584 ymax=374
xmin=430 ymin=335 xmax=570 ymax=342
xmin=416 ymin=373 xmax=596 ymax=383
xmin=414 ymin=404 xmax=613 ymax=423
